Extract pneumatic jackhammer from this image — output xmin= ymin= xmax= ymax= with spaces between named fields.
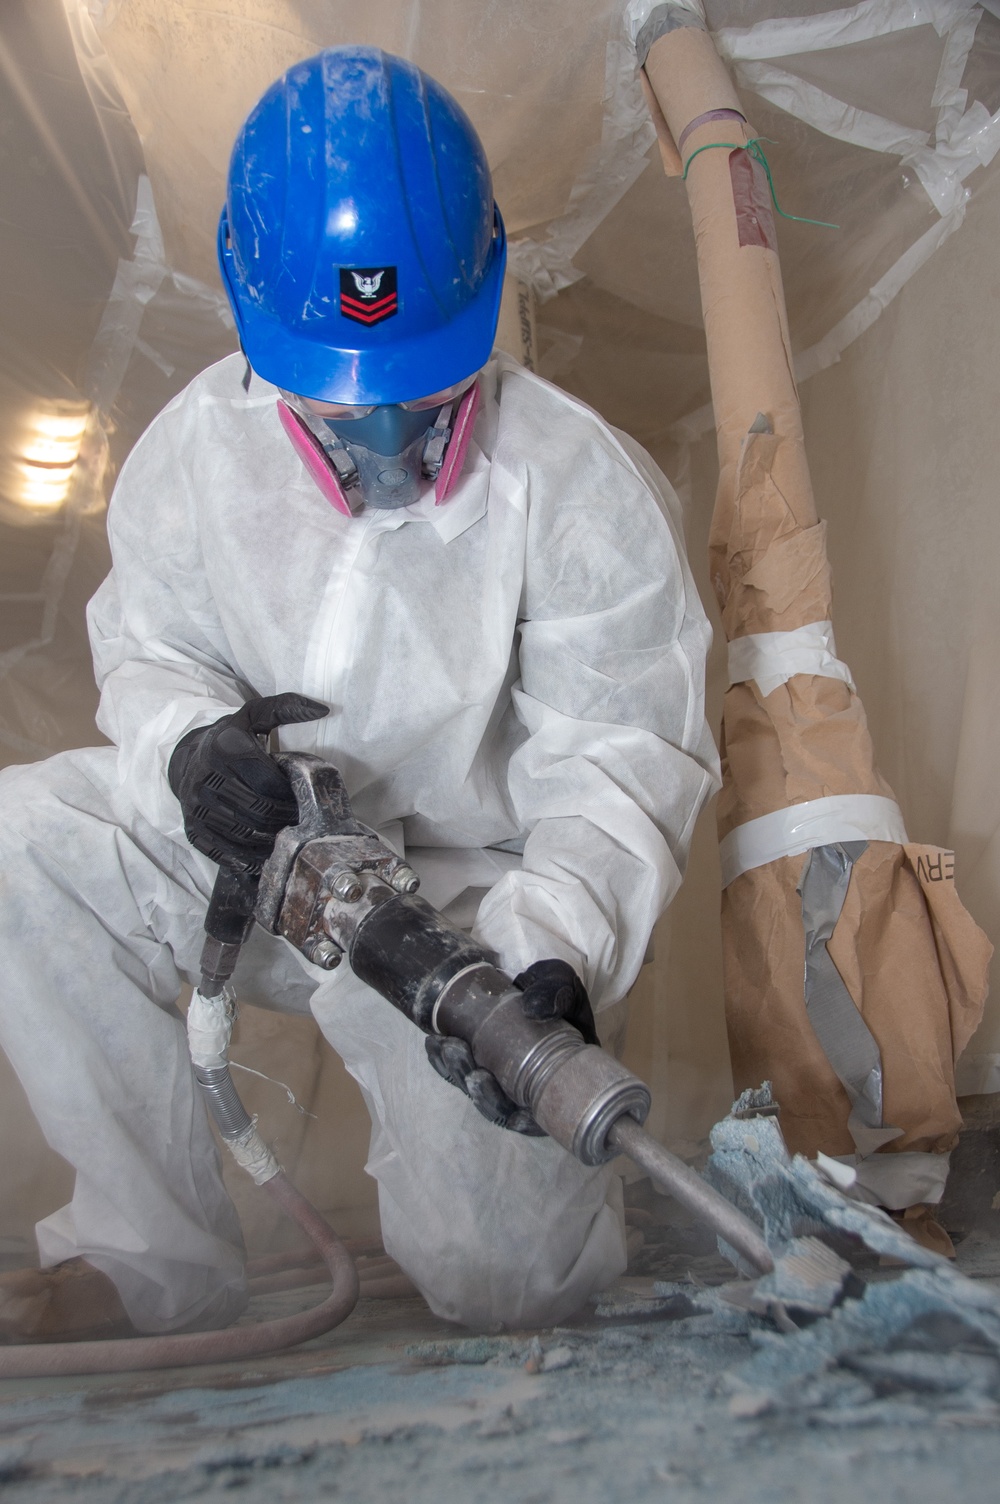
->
xmin=0 ymin=753 xmax=771 ymax=1380
xmin=246 ymin=754 xmax=773 ymax=1267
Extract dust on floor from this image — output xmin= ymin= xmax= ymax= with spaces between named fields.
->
xmin=3 ymin=1196 xmax=1000 ymax=1504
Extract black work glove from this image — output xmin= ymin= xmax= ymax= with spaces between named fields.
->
xmin=425 ymin=958 xmax=598 ymax=1136
xmin=167 ymin=693 xmax=328 ymax=873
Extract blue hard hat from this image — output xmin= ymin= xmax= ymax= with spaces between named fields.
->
xmin=218 ymin=47 xmax=507 ymax=406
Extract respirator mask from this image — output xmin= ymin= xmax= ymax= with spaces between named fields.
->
xmin=280 ymin=376 xmax=478 ymax=513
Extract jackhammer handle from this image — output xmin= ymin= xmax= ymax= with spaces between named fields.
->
xmin=200 ymin=864 xmax=258 ymax=994
xmin=205 ymin=864 xmax=259 ymax=944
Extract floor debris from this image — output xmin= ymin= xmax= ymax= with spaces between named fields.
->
xmin=2 ymin=1093 xmax=999 ymax=1500
xmin=665 ymin=1088 xmax=1000 ymax=1427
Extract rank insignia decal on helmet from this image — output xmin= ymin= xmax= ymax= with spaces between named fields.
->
xmin=340 ymin=266 xmax=398 ymax=325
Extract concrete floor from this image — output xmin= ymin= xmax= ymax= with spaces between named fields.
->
xmin=3 ymin=1170 xmax=1000 ymax=1504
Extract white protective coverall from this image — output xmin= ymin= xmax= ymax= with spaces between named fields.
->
xmin=0 ymin=350 xmax=720 ymax=1333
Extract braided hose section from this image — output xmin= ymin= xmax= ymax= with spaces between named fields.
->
xmin=0 ymin=1171 xmax=359 ymax=1379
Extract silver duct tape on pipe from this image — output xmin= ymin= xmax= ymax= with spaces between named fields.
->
xmin=189 ymin=990 xmax=282 ymax=1183
xmin=797 ymin=841 xmax=903 ymax=1158
xmin=633 ymin=3 xmax=707 ymax=69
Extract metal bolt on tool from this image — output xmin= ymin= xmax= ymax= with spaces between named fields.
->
xmin=331 ymin=870 xmax=364 ymax=902
xmin=310 ymin=939 xmax=343 ymax=969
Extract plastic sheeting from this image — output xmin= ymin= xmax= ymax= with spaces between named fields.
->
xmin=2 ymin=0 xmax=1000 ymax=1252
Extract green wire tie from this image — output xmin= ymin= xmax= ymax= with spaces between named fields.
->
xmin=681 ymin=136 xmax=839 ymax=231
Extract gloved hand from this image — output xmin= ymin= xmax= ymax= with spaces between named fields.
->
xmin=167 ymin=693 xmax=328 ymax=873
xmin=425 ymin=958 xmax=599 ymax=1135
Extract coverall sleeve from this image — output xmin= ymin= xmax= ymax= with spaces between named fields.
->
xmin=472 ymin=403 xmax=721 ymax=1012
xmin=86 ymin=405 xmax=247 ymax=836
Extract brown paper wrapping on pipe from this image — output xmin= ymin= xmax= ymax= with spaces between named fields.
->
xmin=643 ymin=24 xmax=992 ymax=1164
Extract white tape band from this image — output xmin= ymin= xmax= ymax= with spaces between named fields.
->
xmin=720 ymin=794 xmax=908 ymax=887
xmin=734 ymin=60 xmax=930 ymax=158
xmin=186 ymin=987 xmax=236 ymax=1070
xmin=727 ymin=620 xmax=855 ymax=698
xmin=225 ymin=1122 xmax=281 ymax=1186
xmin=715 ymin=0 xmax=968 ymax=62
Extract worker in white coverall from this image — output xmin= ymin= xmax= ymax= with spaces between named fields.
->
xmin=0 ymin=46 xmax=719 ymax=1341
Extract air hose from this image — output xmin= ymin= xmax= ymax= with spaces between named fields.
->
xmin=0 ymin=1171 xmax=358 ymax=1379
xmin=0 ymin=874 xmax=361 ymax=1380
xmin=0 ymin=786 xmax=416 ymax=1379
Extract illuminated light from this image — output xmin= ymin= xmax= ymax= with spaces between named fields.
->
xmin=23 ymin=411 xmax=90 ymax=467
xmin=14 ymin=469 xmax=77 ymax=509
xmin=9 ymin=402 xmax=91 ymax=512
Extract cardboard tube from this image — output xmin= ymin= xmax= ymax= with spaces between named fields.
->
xmin=644 ymin=27 xmax=818 ymax=630
xmin=641 ymin=21 xmax=991 ymax=1171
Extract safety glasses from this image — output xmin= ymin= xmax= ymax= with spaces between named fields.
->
xmin=280 ymin=375 xmax=475 ymax=422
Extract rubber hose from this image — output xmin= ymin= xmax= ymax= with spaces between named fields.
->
xmin=0 ymin=1171 xmax=359 ymax=1379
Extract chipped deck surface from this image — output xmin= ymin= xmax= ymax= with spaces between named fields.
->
xmin=3 ymin=1226 xmax=1000 ymax=1503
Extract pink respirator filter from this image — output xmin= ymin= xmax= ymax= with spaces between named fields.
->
xmin=435 ymin=380 xmax=480 ymax=504
xmin=277 ymin=381 xmax=480 ymax=516
xmin=276 ymin=400 xmax=353 ymax=516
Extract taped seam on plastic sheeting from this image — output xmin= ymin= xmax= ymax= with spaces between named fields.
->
xmin=826 ymin=1149 xmax=951 ymax=1209
xmin=933 ymin=4 xmax=982 ymax=134
xmin=727 ymin=620 xmax=855 ymax=697
xmin=84 ymin=175 xmax=168 ymax=413
xmin=906 ymin=101 xmax=1000 ymax=217
xmin=733 ymin=60 xmax=930 ymax=157
xmin=731 ymin=59 xmax=999 ymax=225
xmin=798 ymin=841 xmax=902 ymax=1159
xmin=633 ymin=1 xmax=706 ymax=68
xmin=714 ymin=0 xmax=975 ymax=62
xmin=85 ymin=178 xmax=235 ymax=411
xmin=711 ymin=3 xmax=996 ymax=227
xmin=794 ymin=202 xmax=970 ymax=382
xmin=719 ymin=794 xmax=908 ymax=887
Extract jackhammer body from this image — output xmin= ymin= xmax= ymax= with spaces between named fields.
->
xmin=246 ymin=754 xmax=772 ymax=1271
xmin=253 ymin=755 xmax=651 ymax=1166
